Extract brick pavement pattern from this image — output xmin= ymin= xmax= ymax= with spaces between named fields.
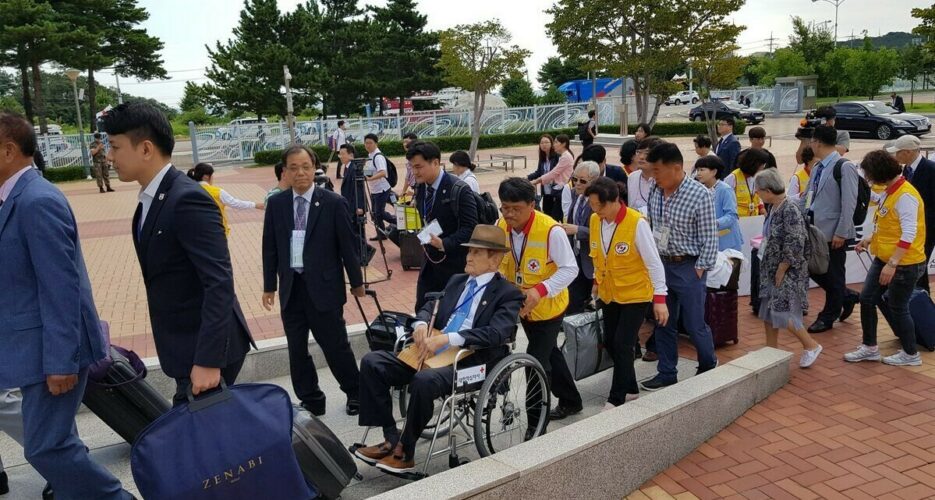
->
xmin=58 ymin=133 xmax=935 ymax=498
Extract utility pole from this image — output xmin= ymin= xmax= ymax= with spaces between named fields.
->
xmin=283 ymin=65 xmax=296 ymax=146
xmin=766 ymin=32 xmax=777 ymax=54
xmin=114 ymin=72 xmax=123 ymax=105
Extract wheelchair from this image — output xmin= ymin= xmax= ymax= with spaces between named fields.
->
xmin=351 ymin=320 xmax=551 ymax=480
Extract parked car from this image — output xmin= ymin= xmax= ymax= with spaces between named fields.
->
xmin=689 ymin=101 xmax=766 ymax=124
xmin=665 ymin=91 xmax=699 ymax=106
xmin=830 ymin=101 xmax=930 ymax=140
xmin=217 ymin=117 xmax=268 ymax=140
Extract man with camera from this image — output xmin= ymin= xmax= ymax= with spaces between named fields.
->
xmin=339 ymin=143 xmax=376 ymax=266
xmin=796 ymin=106 xmax=850 ymax=164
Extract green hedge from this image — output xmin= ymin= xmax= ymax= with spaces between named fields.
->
xmin=45 ymin=166 xmax=87 ymax=183
xmin=251 ymin=122 xmax=745 ymax=166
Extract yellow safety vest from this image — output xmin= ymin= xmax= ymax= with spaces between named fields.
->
xmin=497 ymin=211 xmax=569 ymax=321
xmin=730 ymin=169 xmax=760 ymax=217
xmin=589 ymin=205 xmax=654 ymax=304
xmin=199 ymin=183 xmax=231 ymax=237
xmin=793 ymin=168 xmax=810 ymax=195
xmin=871 ymin=178 xmax=926 ymax=264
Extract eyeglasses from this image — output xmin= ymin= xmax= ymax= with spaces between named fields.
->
xmin=570 ymin=177 xmax=590 ymax=185
xmin=499 ymin=205 xmax=529 ymax=215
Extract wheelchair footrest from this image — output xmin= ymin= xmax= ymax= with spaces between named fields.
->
xmin=381 ymin=469 xmax=428 ymax=481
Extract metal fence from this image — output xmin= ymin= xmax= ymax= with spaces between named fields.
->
xmin=711 ymin=85 xmax=801 ymax=113
xmin=36 ymin=133 xmax=89 ymax=169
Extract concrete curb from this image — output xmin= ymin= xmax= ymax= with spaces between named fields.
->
xmin=370 ymin=347 xmax=792 ymax=500
xmin=138 ymin=322 xmax=371 ymax=399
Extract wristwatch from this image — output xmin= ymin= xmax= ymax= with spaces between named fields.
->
xmin=886 ymin=259 xmax=899 ymax=268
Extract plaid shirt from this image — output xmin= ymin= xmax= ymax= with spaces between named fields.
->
xmin=647 ymin=174 xmax=719 ymax=270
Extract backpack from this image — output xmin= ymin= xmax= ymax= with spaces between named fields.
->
xmin=832 ymin=157 xmax=871 ymax=226
xmin=806 ymin=223 xmax=829 ymax=275
xmin=375 ymin=152 xmax=398 ymax=188
xmin=451 ymin=181 xmax=498 ymax=224
xmin=577 ymin=121 xmax=590 ymax=141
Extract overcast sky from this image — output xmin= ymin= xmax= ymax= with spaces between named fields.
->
xmin=113 ymin=0 xmax=932 ymax=107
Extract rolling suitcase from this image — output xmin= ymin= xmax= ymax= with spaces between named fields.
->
xmin=397 ymin=229 xmax=424 ymax=270
xmin=292 ymin=406 xmax=358 ymax=499
xmin=353 ymin=289 xmax=416 ymax=352
xmin=83 ymin=324 xmax=171 ymax=445
xmin=705 ymin=289 xmax=739 ymax=347
xmin=909 ymin=289 xmax=935 ymax=351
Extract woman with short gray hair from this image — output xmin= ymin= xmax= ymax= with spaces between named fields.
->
xmin=754 ymin=169 xmax=823 ymax=368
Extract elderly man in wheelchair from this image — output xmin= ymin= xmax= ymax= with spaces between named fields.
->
xmin=354 ymin=225 xmax=550 ymax=476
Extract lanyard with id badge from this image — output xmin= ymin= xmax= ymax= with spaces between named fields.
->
xmin=511 ymin=232 xmax=531 ymax=285
xmin=652 ymin=188 xmax=674 ymax=254
xmin=291 ymin=230 xmax=306 ymax=269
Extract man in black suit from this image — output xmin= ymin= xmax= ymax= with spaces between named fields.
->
xmin=354 ymin=225 xmax=524 ymax=474
xmin=888 ymin=135 xmax=935 ymax=290
xmin=411 ymin=141 xmax=478 ymax=310
xmin=892 ymin=93 xmax=906 ymax=113
xmin=580 ymin=144 xmax=628 ymax=182
xmin=102 ymin=103 xmax=254 ymax=404
xmin=338 ymin=143 xmax=375 ymax=265
xmin=714 ymin=116 xmax=740 ymax=179
xmin=263 ymin=145 xmax=365 ymax=416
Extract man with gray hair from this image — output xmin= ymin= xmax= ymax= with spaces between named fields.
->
xmin=888 ymin=135 xmax=935 ymax=290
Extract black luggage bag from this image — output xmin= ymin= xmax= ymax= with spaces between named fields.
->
xmin=292 ymin=406 xmax=358 ymax=499
xmin=83 ymin=346 xmax=172 ymax=445
xmin=389 ymin=227 xmax=425 ymax=270
xmin=353 ymin=289 xmax=416 ymax=352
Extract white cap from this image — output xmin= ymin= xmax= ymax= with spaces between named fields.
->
xmin=885 ymin=135 xmax=921 ymax=153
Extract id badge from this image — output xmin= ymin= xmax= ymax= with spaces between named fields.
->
xmin=291 ymin=230 xmax=306 ymax=268
xmin=653 ymin=226 xmax=670 ymax=252
xmin=804 ymin=191 xmax=814 ymax=210
xmin=515 ymin=272 xmax=523 ymax=285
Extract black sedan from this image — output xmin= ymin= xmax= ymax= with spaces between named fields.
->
xmin=832 ymin=101 xmax=931 ymax=140
xmin=689 ymin=100 xmax=766 ymax=124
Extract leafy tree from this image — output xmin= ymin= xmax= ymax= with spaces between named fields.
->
xmin=897 ymin=44 xmax=930 ymax=105
xmin=912 ymin=4 xmax=935 ymax=55
xmin=437 ymin=20 xmax=530 ymax=158
xmin=818 ymin=48 xmax=852 ymax=98
xmin=788 ymin=16 xmax=834 ymax=68
xmin=539 ymin=85 xmax=568 ymax=105
xmin=691 ymin=46 xmax=746 ymax=143
xmin=754 ymin=48 xmax=812 ymax=86
xmin=205 ymin=0 xmax=292 ymax=118
xmin=180 ymin=81 xmax=214 ymax=112
xmin=500 ymin=76 xmax=537 ymax=107
xmin=547 ymin=0 xmax=744 ymax=126
xmin=0 ymin=95 xmax=23 ymax=113
xmin=846 ymin=41 xmax=898 ymax=99
xmin=367 ymin=0 xmax=442 ymax=115
xmin=536 ymin=56 xmax=586 ymax=91
xmin=0 ymin=0 xmax=88 ymax=132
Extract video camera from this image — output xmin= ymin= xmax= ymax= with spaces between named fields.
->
xmin=795 ymin=106 xmax=836 ymax=139
xmin=314 ymin=168 xmax=333 ymax=191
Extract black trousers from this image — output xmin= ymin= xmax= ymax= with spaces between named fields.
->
xmin=810 ymin=243 xmax=859 ymax=324
xmin=358 ymin=351 xmax=453 ymax=457
xmin=415 ymin=263 xmax=458 ymax=312
xmin=917 ymin=240 xmax=934 ymax=292
xmin=566 ymin=269 xmax=593 ymax=316
xmin=281 ymin=273 xmax=360 ymax=407
xmin=523 ymin=316 xmax=582 ymax=416
xmin=602 ymin=302 xmax=649 ymax=406
xmin=172 ymin=358 xmax=246 ymax=406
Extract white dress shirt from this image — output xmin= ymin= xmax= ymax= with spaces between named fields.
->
xmin=367 ymin=148 xmax=391 ymax=194
xmin=458 ymin=170 xmax=480 ymax=194
xmin=627 ymin=171 xmax=654 ymax=210
xmin=332 ymin=128 xmax=346 ymax=150
xmin=412 ymin=271 xmax=496 ymax=347
xmin=0 ymin=165 xmax=33 ymax=207
xmin=138 ymin=163 xmax=173 ymax=232
xmin=509 ymin=223 xmax=578 ymax=297
xmin=600 ymin=217 xmax=667 ymax=297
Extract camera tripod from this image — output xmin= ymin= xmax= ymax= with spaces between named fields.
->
xmin=346 ymin=157 xmax=393 ymax=286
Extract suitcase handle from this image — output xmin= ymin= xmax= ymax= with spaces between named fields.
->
xmin=186 ymin=380 xmax=232 ymax=412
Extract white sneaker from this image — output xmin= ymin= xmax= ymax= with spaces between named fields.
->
xmin=882 ymin=350 xmax=922 ymax=366
xmin=843 ymin=345 xmax=881 ymax=363
xmin=800 ymin=345 xmax=823 ymax=368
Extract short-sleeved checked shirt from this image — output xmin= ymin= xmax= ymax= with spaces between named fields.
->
xmin=646 ymin=174 xmax=719 ymax=270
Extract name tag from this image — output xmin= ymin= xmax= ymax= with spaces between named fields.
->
xmin=653 ymin=226 xmax=670 ymax=252
xmin=456 ymin=365 xmax=486 ymax=387
xmin=805 ymin=191 xmax=814 ymax=210
xmin=291 ymin=230 xmax=306 ymax=268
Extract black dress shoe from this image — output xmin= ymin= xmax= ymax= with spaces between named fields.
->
xmin=640 ymin=375 xmax=676 ymax=391
xmin=839 ymin=294 xmax=858 ymax=322
xmin=807 ymin=319 xmax=833 ymax=333
xmin=346 ymin=398 xmax=360 ymax=416
xmin=0 ymin=471 xmax=9 ymax=495
xmin=548 ymin=405 xmax=583 ymax=420
xmin=302 ymin=400 xmax=326 ymax=417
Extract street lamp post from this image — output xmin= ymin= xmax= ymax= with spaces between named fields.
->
xmin=65 ymin=68 xmax=91 ymax=179
xmin=812 ymin=0 xmax=844 ymax=47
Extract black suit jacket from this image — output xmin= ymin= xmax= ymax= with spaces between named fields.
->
xmin=604 ymin=164 xmax=628 ymax=183
xmin=414 ymin=172 xmax=478 ymax=275
xmin=894 ymin=96 xmax=906 ymax=113
xmin=715 ymin=134 xmax=741 ymax=178
xmin=132 ymin=167 xmax=253 ymax=378
xmin=910 ymin=156 xmax=935 ymax=251
xmin=339 ymin=162 xmax=367 ymax=213
xmin=528 ymin=154 xmax=560 ymax=197
xmin=263 ymin=187 xmax=363 ymax=311
xmin=417 ymin=273 xmax=524 ymax=366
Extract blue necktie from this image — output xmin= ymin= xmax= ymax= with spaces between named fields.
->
xmin=904 ymin=165 xmax=914 ymax=181
xmin=575 ymin=196 xmax=588 ymax=225
xmin=445 ymin=279 xmax=477 ymax=334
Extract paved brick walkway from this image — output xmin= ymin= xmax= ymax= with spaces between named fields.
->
xmin=60 ymin=134 xmax=935 ymax=499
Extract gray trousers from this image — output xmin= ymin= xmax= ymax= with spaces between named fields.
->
xmin=0 ymin=389 xmax=25 ymax=472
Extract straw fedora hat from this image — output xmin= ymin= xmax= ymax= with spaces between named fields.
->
xmin=461 ymin=225 xmax=509 ymax=251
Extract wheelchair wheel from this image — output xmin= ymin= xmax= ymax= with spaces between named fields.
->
xmin=473 ymin=353 xmax=549 ymax=457
xmin=397 ymin=385 xmax=452 ymax=439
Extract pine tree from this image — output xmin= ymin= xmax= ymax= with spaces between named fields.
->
xmin=205 ymin=0 xmax=292 ymax=118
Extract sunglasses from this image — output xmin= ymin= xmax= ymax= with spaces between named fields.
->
xmin=570 ymin=177 xmax=590 ymax=185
